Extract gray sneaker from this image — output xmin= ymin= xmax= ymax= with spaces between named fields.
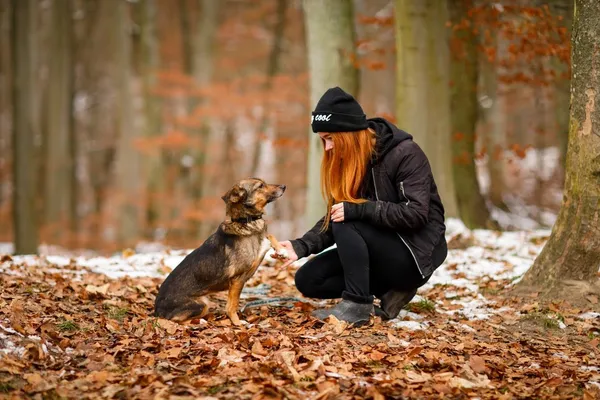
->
xmin=311 ymin=299 xmax=374 ymax=327
xmin=375 ymin=288 xmax=418 ymax=320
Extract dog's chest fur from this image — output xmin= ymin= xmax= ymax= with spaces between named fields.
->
xmin=221 ymin=220 xmax=272 ymax=279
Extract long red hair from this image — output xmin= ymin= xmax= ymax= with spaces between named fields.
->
xmin=320 ymin=128 xmax=376 ymax=231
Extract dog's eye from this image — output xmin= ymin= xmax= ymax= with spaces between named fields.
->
xmin=259 ymin=183 xmax=264 ymax=189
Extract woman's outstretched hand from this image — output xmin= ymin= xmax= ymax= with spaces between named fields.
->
xmin=271 ymin=240 xmax=298 ymax=268
xmin=331 ymin=202 xmax=344 ymax=222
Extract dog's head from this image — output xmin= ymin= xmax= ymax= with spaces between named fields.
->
xmin=221 ymin=178 xmax=286 ymax=219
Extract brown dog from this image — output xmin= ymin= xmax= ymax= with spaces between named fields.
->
xmin=153 ymin=178 xmax=286 ymax=325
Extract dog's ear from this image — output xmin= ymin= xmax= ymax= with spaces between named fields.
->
xmin=221 ymin=186 xmax=246 ymax=204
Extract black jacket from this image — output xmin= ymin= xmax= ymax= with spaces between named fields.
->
xmin=290 ymin=117 xmax=447 ymax=278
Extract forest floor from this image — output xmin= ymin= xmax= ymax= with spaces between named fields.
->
xmin=1 ymin=219 xmax=599 ymax=400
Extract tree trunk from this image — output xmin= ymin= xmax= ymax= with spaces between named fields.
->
xmin=139 ymin=0 xmax=164 ymax=238
xmin=44 ymin=0 xmax=73 ymax=235
xmin=481 ymin=13 xmax=509 ymax=211
xmin=11 ymin=0 xmax=39 ymax=254
xmin=0 ymin=1 xmax=11 ymax=212
xmin=303 ymin=0 xmax=359 ymax=228
xmin=353 ymin=0 xmax=396 ymax=118
xmin=517 ymin=0 xmax=600 ymax=294
xmin=192 ymin=0 xmax=220 ymax=241
xmin=551 ymin=0 xmax=574 ymax=176
xmin=249 ymin=0 xmax=287 ymax=178
xmin=395 ymin=0 xmax=458 ymax=217
xmin=113 ymin=0 xmax=140 ymax=246
xmin=448 ymin=0 xmax=495 ymax=229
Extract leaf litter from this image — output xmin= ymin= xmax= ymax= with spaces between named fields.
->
xmin=0 ymin=219 xmax=599 ymax=399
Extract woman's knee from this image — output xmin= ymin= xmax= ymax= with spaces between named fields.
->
xmin=293 ymin=263 xmax=315 ymax=297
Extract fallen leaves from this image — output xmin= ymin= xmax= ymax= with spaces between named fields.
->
xmin=0 ymin=258 xmax=598 ymax=400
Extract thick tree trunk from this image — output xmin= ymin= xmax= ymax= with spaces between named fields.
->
xmin=44 ymin=0 xmax=73 ymax=232
xmin=11 ymin=0 xmax=39 ymax=254
xmin=449 ymin=0 xmax=495 ymax=229
xmin=395 ymin=0 xmax=458 ymax=217
xmin=113 ymin=0 xmax=140 ymax=246
xmin=551 ymin=0 xmax=574 ymax=175
xmin=518 ymin=0 xmax=600 ymax=293
xmin=303 ymin=0 xmax=359 ymax=229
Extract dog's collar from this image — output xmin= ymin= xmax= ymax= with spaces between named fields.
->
xmin=231 ymin=215 xmax=263 ymax=224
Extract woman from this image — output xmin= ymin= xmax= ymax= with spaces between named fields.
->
xmin=277 ymin=86 xmax=448 ymax=326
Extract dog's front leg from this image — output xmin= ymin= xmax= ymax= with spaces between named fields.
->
xmin=226 ymin=278 xmax=245 ymax=326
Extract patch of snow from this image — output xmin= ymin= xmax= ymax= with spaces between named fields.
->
xmin=391 ymin=320 xmax=428 ymax=331
xmin=0 ymin=324 xmax=26 ymax=358
xmin=553 ymin=352 xmax=569 ymax=360
xmin=0 ymin=242 xmax=13 ymax=254
xmin=581 ymin=366 xmax=600 ymax=372
xmin=579 ymin=312 xmax=600 ymax=320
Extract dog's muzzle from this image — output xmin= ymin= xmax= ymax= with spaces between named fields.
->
xmin=269 ymin=184 xmax=286 ymax=200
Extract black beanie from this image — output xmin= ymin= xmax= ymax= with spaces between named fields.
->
xmin=311 ymin=87 xmax=368 ymax=133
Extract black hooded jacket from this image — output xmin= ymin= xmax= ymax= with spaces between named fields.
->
xmin=290 ymin=117 xmax=447 ymax=278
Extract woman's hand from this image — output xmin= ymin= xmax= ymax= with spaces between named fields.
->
xmin=331 ymin=202 xmax=344 ymax=222
xmin=271 ymin=240 xmax=299 ymax=268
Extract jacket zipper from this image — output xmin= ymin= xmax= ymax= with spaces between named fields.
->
xmin=371 ymin=170 xmax=425 ymax=279
xmin=400 ymin=182 xmax=410 ymax=205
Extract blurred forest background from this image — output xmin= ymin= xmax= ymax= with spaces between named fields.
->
xmin=0 ymin=0 xmax=573 ymax=255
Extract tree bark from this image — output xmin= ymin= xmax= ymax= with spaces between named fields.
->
xmin=518 ymin=0 xmax=600 ymax=293
xmin=551 ymin=0 xmax=574 ymax=174
xmin=249 ymin=0 xmax=287 ymax=178
xmin=449 ymin=0 xmax=495 ymax=229
xmin=139 ymin=0 xmax=164 ymax=238
xmin=44 ymin=0 xmax=73 ymax=233
xmin=395 ymin=0 xmax=458 ymax=217
xmin=303 ymin=0 xmax=359 ymax=229
xmin=113 ymin=0 xmax=140 ymax=246
xmin=191 ymin=0 xmax=220 ymax=241
xmin=481 ymin=10 xmax=509 ymax=211
xmin=11 ymin=0 xmax=39 ymax=254
xmin=0 ymin=1 xmax=11 ymax=212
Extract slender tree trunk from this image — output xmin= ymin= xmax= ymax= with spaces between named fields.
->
xmin=11 ymin=0 xmax=39 ymax=254
xmin=249 ymin=0 xmax=287 ymax=178
xmin=192 ymin=0 xmax=220 ymax=240
xmin=303 ymin=0 xmax=359 ymax=228
xmin=449 ymin=0 xmax=495 ymax=229
xmin=44 ymin=0 xmax=73 ymax=237
xmin=0 ymin=1 xmax=11 ymax=213
xmin=481 ymin=12 xmax=509 ymax=211
xmin=517 ymin=0 xmax=600 ymax=294
xmin=353 ymin=0 xmax=396 ymax=117
xmin=395 ymin=0 xmax=458 ymax=217
xmin=82 ymin=0 xmax=113 ymax=246
xmin=139 ymin=0 xmax=164 ymax=238
xmin=113 ymin=0 xmax=140 ymax=246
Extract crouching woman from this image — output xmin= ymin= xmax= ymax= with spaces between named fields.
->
xmin=277 ymin=86 xmax=448 ymax=326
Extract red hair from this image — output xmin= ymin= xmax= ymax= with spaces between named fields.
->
xmin=320 ymin=128 xmax=376 ymax=231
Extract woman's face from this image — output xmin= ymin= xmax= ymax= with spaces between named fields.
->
xmin=319 ymin=132 xmax=334 ymax=151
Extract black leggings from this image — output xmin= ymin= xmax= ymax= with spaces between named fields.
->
xmin=294 ymin=220 xmax=436 ymax=304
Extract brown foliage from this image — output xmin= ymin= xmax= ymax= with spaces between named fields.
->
xmin=0 ymin=257 xmax=598 ymax=399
